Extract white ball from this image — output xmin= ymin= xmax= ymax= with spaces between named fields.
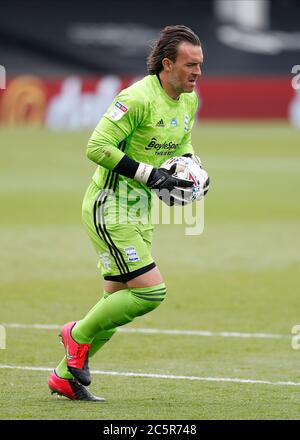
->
xmin=160 ymin=156 xmax=209 ymax=204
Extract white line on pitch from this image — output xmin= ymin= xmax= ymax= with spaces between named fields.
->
xmin=2 ymin=322 xmax=289 ymax=340
xmin=0 ymin=364 xmax=299 ymax=387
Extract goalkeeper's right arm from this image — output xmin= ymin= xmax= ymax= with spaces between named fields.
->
xmin=87 ymin=138 xmax=192 ymax=192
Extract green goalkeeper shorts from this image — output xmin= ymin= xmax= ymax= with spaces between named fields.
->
xmin=82 ymin=180 xmax=155 ymax=282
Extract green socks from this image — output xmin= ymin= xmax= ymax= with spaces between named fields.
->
xmin=72 ymin=283 xmax=166 ymax=341
xmin=56 ymin=284 xmax=166 ymax=379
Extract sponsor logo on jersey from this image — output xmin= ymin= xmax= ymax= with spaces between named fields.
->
xmin=124 ymin=246 xmax=140 ymax=262
xmin=145 ymin=137 xmax=178 ymax=156
xmin=155 ymin=119 xmax=165 ymax=127
xmin=109 ymin=100 xmax=128 ymax=121
xmin=184 ymin=115 xmax=189 ymax=132
xmin=170 ymin=118 xmax=178 ymax=127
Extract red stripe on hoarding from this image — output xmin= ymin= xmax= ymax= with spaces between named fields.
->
xmin=196 ymin=77 xmax=293 ymax=119
xmin=0 ymin=75 xmax=295 ymax=125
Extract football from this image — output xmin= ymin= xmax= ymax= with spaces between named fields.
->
xmin=160 ymin=155 xmax=209 ymax=205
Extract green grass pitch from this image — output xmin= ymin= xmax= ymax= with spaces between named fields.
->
xmin=0 ymin=122 xmax=300 ymax=419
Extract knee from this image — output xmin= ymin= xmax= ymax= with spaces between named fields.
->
xmin=130 ymin=282 xmax=167 ymax=313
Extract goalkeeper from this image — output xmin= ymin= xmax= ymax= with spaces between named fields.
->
xmin=48 ymin=25 xmax=206 ymax=401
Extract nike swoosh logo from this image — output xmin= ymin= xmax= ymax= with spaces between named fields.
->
xmin=66 ymin=342 xmax=73 ymax=360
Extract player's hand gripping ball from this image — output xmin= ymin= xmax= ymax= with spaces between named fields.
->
xmin=159 ymin=155 xmax=210 ymax=205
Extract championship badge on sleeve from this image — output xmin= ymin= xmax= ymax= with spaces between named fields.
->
xmin=109 ymin=101 xmax=129 ymax=121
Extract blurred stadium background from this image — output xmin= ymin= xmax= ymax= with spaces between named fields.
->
xmin=1 ymin=0 xmax=300 ymax=420
xmin=1 ymin=0 xmax=300 ymax=125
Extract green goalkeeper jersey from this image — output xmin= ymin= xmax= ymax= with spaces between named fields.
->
xmin=87 ymin=74 xmax=198 ymax=204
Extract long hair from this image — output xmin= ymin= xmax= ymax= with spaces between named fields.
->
xmin=147 ymin=25 xmax=201 ymax=75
